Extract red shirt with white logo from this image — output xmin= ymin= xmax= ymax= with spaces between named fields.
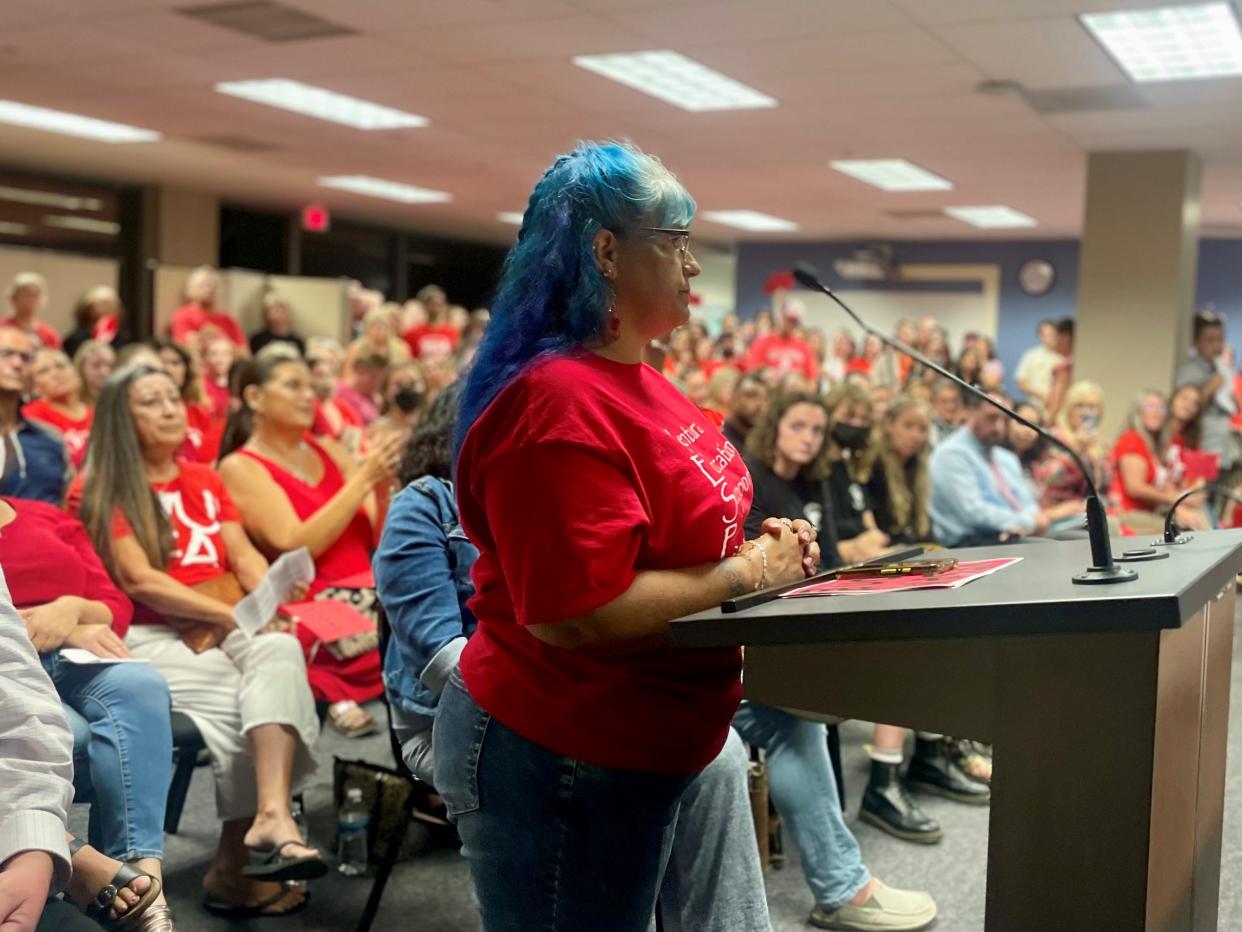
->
xmin=68 ymin=462 xmax=239 ymax=626
xmin=743 ymin=333 xmax=816 ymax=380
xmin=20 ymin=400 xmax=93 ymax=468
xmin=402 ymin=324 xmax=459 ymax=360
xmin=456 ymin=351 xmax=753 ymax=774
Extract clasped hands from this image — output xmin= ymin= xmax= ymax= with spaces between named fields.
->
xmin=741 ymin=517 xmax=820 ymax=589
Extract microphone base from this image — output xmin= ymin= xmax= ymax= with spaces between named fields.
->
xmin=1153 ymin=534 xmax=1193 ymax=546
xmin=1073 ymin=564 xmax=1139 ymax=585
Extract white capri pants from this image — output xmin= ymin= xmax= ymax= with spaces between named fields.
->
xmin=126 ymin=625 xmax=320 ymax=821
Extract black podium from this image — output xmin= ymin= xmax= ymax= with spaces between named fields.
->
xmin=671 ymin=531 xmax=1242 ymax=931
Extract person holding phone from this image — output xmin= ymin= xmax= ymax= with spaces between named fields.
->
xmin=1027 ymin=380 xmax=1110 ymax=532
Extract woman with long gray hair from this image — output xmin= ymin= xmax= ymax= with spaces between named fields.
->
xmin=70 ymin=363 xmax=323 ymax=919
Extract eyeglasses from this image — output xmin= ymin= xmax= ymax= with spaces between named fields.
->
xmin=641 ymin=227 xmax=692 ymax=260
xmin=0 ymin=348 xmax=33 ymax=365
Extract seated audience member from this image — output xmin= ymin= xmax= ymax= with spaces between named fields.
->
xmin=23 ymin=348 xmax=93 ymax=469
xmin=679 ymin=368 xmax=711 ymax=409
xmin=1043 ymin=319 xmax=1076 ymax=422
xmin=721 ymin=371 xmax=768 ymax=450
xmin=74 ymin=340 xmax=115 ymax=405
xmin=74 ymin=364 xmax=323 ymax=918
xmin=1007 ymin=400 xmax=1050 ymax=475
xmin=846 ymin=334 xmax=881 ymax=378
xmin=336 ymin=351 xmax=387 ymax=426
xmin=398 ymin=297 xmax=427 ymax=336
xmin=743 ymin=302 xmax=816 ymax=381
xmin=218 ymin=356 xmax=401 ymax=737
xmin=1 ymin=497 xmax=178 ymax=929
xmin=346 ymin=305 xmax=409 ymax=377
xmin=955 ymin=347 xmax=982 ymax=387
xmin=1015 ymin=319 xmax=1062 ymax=406
xmin=0 ymin=328 xmax=69 ymax=504
xmin=866 ymin=395 xmax=932 ymax=543
xmin=1166 ymin=383 xmax=1207 ymax=477
xmin=200 ymin=336 xmax=235 ymax=423
xmin=149 ymin=342 xmax=219 ymax=465
xmin=1110 ymin=390 xmax=1210 ymax=534
xmin=3 ymin=272 xmax=60 ymax=349
xmin=368 ymin=360 xmax=428 ymax=445
xmin=928 ymin=380 xmax=963 ymax=447
xmin=910 ymin=330 xmax=952 ymax=385
xmin=820 ymin=383 xmax=891 ymax=563
xmin=1039 ymin=381 xmax=1109 ymax=512
xmin=248 ymin=293 xmax=304 ymax=358
xmin=931 ymin=391 xmax=1069 ymax=547
xmin=375 ymin=386 xmax=774 ymax=932
xmin=402 ymin=285 xmax=459 ymax=360
xmin=306 ymin=339 xmax=363 ymax=452
xmin=64 ymin=286 xmax=129 ymax=359
xmin=1006 ymin=401 xmax=1089 ymax=535
xmin=705 ymin=366 xmax=740 ymax=418
xmin=892 ymin=319 xmax=918 ymax=385
xmin=821 ymin=328 xmax=854 ymax=387
xmin=447 ymin=304 xmax=470 ymax=335
xmin=170 ymin=266 xmax=246 ymax=354
xmin=978 ymin=358 xmax=1004 ymax=394
xmin=345 ymin=282 xmax=379 ymax=338
xmin=1175 ymin=310 xmax=1237 ymax=480
xmin=422 ymin=353 xmax=458 ymax=403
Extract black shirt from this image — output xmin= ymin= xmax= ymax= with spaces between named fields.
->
xmin=744 ymin=456 xmax=841 ymax=569
xmin=722 ymin=419 xmax=747 ymax=453
xmin=826 ymin=461 xmax=872 ymax=542
xmin=865 ymin=465 xmax=917 ymax=544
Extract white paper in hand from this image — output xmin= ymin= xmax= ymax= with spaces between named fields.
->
xmin=233 ymin=548 xmax=315 ymax=637
xmin=59 ymin=648 xmax=149 ymax=665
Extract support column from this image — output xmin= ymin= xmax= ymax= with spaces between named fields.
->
xmin=1074 ymin=150 xmax=1201 ymax=438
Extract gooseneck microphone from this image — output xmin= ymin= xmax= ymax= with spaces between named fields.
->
xmin=1158 ymin=483 xmax=1242 ymax=545
xmin=791 ymin=262 xmax=1136 ymax=585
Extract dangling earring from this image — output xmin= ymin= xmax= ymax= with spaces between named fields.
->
xmin=603 ymin=270 xmax=621 ymax=341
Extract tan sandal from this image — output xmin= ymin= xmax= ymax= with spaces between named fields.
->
xmin=131 ymin=904 xmax=177 ymax=932
xmin=328 ymin=700 xmax=377 ymax=737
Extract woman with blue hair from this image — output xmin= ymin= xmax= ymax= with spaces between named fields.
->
xmin=434 ymin=140 xmax=819 ymax=930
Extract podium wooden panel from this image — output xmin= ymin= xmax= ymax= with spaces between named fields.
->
xmin=671 ymin=532 xmax=1242 ymax=931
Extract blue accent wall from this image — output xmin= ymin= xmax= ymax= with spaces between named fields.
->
xmin=736 ymin=238 xmax=1242 ymax=395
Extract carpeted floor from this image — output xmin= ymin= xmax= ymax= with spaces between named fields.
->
xmin=69 ymin=603 xmax=1242 ymax=931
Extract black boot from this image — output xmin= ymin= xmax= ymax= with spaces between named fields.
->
xmin=860 ymin=759 xmax=943 ymax=844
xmin=906 ymin=736 xmax=992 ymax=805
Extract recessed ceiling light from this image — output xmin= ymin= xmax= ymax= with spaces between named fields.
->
xmin=0 ymin=101 xmax=160 ymax=143
xmin=317 ymin=175 xmax=451 ymax=204
xmin=830 ymin=159 xmax=954 ymax=192
xmin=215 ymin=79 xmax=429 ymax=130
xmin=0 ymin=222 xmax=30 ymax=236
xmin=43 ymin=215 xmax=121 ymax=235
xmin=1080 ymin=2 xmax=1242 ymax=82
xmin=944 ymin=205 xmax=1037 ymax=229
xmin=0 ymin=186 xmax=103 ymax=211
xmin=701 ymin=210 xmax=799 ymax=232
xmin=572 ymin=50 xmax=776 ymax=112
xmin=497 ymin=211 xmax=525 ymax=225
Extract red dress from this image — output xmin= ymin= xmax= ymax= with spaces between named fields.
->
xmin=236 ymin=438 xmax=382 ymax=705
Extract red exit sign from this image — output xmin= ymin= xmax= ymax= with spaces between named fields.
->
xmin=301 ymin=204 xmax=330 ymax=233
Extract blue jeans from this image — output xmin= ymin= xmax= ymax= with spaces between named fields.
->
xmin=434 ymin=670 xmax=695 ymax=932
xmin=43 ymin=653 xmax=173 ymax=862
xmin=731 ymin=702 xmax=870 ymax=910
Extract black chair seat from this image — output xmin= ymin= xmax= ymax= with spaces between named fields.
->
xmin=165 ymin=711 xmax=208 ymax=834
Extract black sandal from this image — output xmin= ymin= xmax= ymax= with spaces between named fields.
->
xmin=67 ymin=838 xmax=163 ymax=930
xmin=203 ymin=887 xmax=310 ymax=919
xmin=241 ymin=840 xmax=329 ymax=882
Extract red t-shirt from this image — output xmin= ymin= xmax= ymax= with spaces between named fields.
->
xmin=0 ymin=317 xmax=61 ymax=350
xmin=68 ymin=463 xmax=239 ymax=626
xmin=170 ymin=304 xmax=245 ymax=349
xmin=743 ymin=334 xmax=816 ymax=380
xmin=203 ymin=378 xmax=231 ymax=423
xmin=456 ymin=352 xmax=753 ymax=774
xmin=182 ymin=402 xmax=223 ymax=465
xmin=402 ymin=324 xmax=459 ymax=360
xmin=0 ymin=497 xmax=133 ymax=636
xmin=20 ymin=400 xmax=93 ymax=469
xmin=1110 ymin=429 xmax=1166 ymax=513
xmin=234 ymin=438 xmax=373 ymax=593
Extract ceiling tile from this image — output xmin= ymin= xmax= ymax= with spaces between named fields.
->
xmin=388 ymin=13 xmax=652 ymax=63
xmin=932 ymin=18 xmax=1125 ymax=88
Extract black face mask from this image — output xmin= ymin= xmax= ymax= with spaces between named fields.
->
xmin=831 ymin=422 xmax=870 ymax=450
xmin=392 ymin=386 xmax=424 ymax=413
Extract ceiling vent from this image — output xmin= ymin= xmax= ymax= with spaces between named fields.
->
xmin=1023 ymin=84 xmax=1149 ymax=114
xmin=177 ymin=2 xmax=356 ymax=42
xmin=883 ymin=209 xmax=951 ymax=222
xmin=191 ymin=134 xmax=285 ymax=152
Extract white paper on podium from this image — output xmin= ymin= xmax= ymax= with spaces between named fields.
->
xmin=58 ymin=648 xmax=149 ymax=665
xmin=233 ymin=548 xmax=315 ymax=637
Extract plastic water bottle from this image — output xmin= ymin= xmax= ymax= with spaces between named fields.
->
xmin=336 ymin=787 xmax=369 ymax=876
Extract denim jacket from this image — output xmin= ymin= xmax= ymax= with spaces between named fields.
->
xmin=374 ymin=475 xmax=478 ymax=719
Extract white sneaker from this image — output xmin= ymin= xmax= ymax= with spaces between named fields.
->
xmin=809 ymin=879 xmax=937 ymax=931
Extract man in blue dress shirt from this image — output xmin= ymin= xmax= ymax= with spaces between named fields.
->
xmin=930 ymin=391 xmax=1045 ymax=547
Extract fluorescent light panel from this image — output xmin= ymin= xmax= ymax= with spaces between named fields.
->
xmin=497 ymin=212 xmax=525 ymax=225
xmin=1080 ymin=2 xmax=1242 ymax=82
xmin=830 ymin=159 xmax=953 ymax=192
xmin=572 ymin=50 xmax=776 ymax=112
xmin=43 ymin=215 xmax=121 ymax=235
xmin=701 ymin=210 xmax=798 ymax=232
xmin=944 ymin=205 xmax=1037 ymax=229
xmin=215 ymin=79 xmax=428 ymax=130
xmin=0 ymin=222 xmax=30 ymax=236
xmin=0 ymin=101 xmax=159 ymax=143
xmin=0 ymin=186 xmax=103 ymax=211
xmin=317 ymin=175 xmax=451 ymax=204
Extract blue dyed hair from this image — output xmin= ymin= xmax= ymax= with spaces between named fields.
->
xmin=454 ymin=140 xmax=695 ymax=456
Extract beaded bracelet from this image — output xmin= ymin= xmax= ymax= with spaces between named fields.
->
xmin=736 ymin=540 xmax=769 ymax=591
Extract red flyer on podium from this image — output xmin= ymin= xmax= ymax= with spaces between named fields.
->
xmin=781 ymin=557 xmax=1022 ymax=598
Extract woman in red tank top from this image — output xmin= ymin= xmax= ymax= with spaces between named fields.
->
xmin=218 ymin=355 xmax=402 ymax=737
